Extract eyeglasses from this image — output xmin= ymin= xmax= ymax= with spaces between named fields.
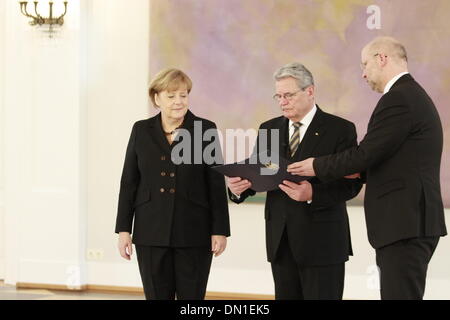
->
xmin=272 ymin=90 xmax=302 ymax=101
xmin=360 ymin=53 xmax=382 ymax=71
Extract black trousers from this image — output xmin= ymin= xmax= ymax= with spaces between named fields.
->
xmin=376 ymin=236 xmax=439 ymax=300
xmin=270 ymin=230 xmax=345 ymax=300
xmin=135 ymin=245 xmax=213 ymax=300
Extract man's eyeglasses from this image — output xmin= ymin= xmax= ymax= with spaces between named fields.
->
xmin=360 ymin=53 xmax=381 ymax=70
xmin=272 ymin=90 xmax=302 ymax=101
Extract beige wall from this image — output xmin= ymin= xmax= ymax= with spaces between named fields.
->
xmin=0 ymin=0 xmax=5 ymax=280
xmin=2 ymin=0 xmax=89 ymax=286
xmin=86 ymin=0 xmax=151 ymax=268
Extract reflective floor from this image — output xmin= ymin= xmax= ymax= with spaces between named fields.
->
xmin=0 ymin=281 xmax=145 ymax=300
xmin=0 ymin=281 xmax=272 ymax=300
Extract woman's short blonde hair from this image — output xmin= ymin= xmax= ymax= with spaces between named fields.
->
xmin=148 ymin=68 xmax=193 ymax=108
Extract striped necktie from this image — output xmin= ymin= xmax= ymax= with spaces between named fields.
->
xmin=289 ymin=122 xmax=302 ymax=157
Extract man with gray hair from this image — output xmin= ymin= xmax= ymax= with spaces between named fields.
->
xmin=227 ymin=62 xmax=362 ymax=299
xmin=289 ymin=37 xmax=447 ymax=299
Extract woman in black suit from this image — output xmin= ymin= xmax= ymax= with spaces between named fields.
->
xmin=115 ymin=68 xmax=230 ymax=300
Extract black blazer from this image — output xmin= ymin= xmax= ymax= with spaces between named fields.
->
xmin=231 ymin=107 xmax=362 ymax=266
xmin=115 ymin=110 xmax=230 ymax=247
xmin=314 ymin=74 xmax=447 ymax=248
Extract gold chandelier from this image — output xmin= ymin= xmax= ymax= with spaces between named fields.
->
xmin=19 ymin=1 xmax=68 ymax=37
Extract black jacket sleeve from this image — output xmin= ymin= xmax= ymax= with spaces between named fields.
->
xmin=228 ymin=187 xmax=257 ymax=204
xmin=314 ymin=92 xmax=412 ymax=182
xmin=310 ymin=122 xmax=363 ymax=209
xmin=115 ymin=123 xmax=140 ymax=234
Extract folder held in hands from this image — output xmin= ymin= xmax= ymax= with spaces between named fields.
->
xmin=212 ymin=151 xmax=310 ymax=192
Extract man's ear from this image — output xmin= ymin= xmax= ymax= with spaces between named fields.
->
xmin=378 ymin=53 xmax=388 ymax=67
xmin=306 ymin=85 xmax=315 ymax=97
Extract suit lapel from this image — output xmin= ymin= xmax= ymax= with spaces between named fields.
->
xmin=171 ymin=109 xmax=196 ymax=151
xmin=368 ymin=74 xmax=414 ymax=130
xmin=148 ymin=112 xmax=171 ymax=156
xmin=296 ymin=106 xmax=327 ymax=160
xmin=275 ymin=116 xmax=289 ymax=158
xmin=148 ymin=110 xmax=197 ymax=153
xmin=179 ymin=109 xmax=196 ymax=132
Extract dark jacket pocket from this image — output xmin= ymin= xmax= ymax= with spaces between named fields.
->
xmin=376 ymin=179 xmax=405 ymax=198
xmin=133 ymin=189 xmax=151 ymax=208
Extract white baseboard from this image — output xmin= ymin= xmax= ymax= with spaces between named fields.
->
xmin=85 ymin=262 xmax=450 ymax=300
xmin=343 ymin=275 xmax=450 ymax=300
xmin=86 ymin=261 xmax=142 ymax=288
xmin=423 ymin=278 xmax=450 ymax=300
xmin=18 ymin=259 xmax=87 ymax=289
xmin=87 ymin=261 xmax=274 ymax=295
xmin=343 ymin=275 xmax=380 ymax=300
xmin=207 ymin=267 xmax=274 ymax=295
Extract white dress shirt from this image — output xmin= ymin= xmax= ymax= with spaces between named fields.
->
xmin=383 ymin=72 xmax=409 ymax=94
xmin=288 ymin=104 xmax=317 ymax=204
xmin=288 ymin=104 xmax=317 ymax=143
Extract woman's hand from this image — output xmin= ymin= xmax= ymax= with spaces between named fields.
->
xmin=118 ymin=232 xmax=133 ymax=260
xmin=211 ymin=235 xmax=227 ymax=257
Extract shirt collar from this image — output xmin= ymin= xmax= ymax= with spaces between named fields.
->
xmin=383 ymin=72 xmax=409 ymax=94
xmin=289 ymin=104 xmax=317 ymax=128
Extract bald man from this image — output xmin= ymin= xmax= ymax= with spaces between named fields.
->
xmin=287 ymin=37 xmax=447 ymax=299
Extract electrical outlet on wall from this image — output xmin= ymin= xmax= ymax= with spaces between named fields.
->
xmin=87 ymin=249 xmax=104 ymax=261
xmin=95 ymin=249 xmax=104 ymax=260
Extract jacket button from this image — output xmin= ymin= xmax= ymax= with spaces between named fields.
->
xmin=169 ymin=188 xmax=175 ymax=194
xmin=161 ymin=156 xmax=166 ymax=161
xmin=170 ymin=173 xmax=175 ymax=177
xmin=160 ymin=188 xmax=165 ymax=193
xmin=161 ymin=172 xmax=166 ymax=176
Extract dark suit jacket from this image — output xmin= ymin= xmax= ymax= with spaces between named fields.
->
xmin=314 ymin=74 xmax=447 ymax=249
xmin=231 ymin=107 xmax=362 ymax=266
xmin=115 ymin=110 xmax=230 ymax=247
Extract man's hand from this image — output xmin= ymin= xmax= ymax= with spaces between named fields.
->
xmin=227 ymin=176 xmax=252 ymax=196
xmin=211 ymin=235 xmax=227 ymax=257
xmin=118 ymin=232 xmax=133 ymax=260
xmin=287 ymin=158 xmax=316 ymax=177
xmin=279 ymin=180 xmax=313 ymax=202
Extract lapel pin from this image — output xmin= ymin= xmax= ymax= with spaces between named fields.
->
xmin=315 ymin=132 xmax=319 ymax=136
